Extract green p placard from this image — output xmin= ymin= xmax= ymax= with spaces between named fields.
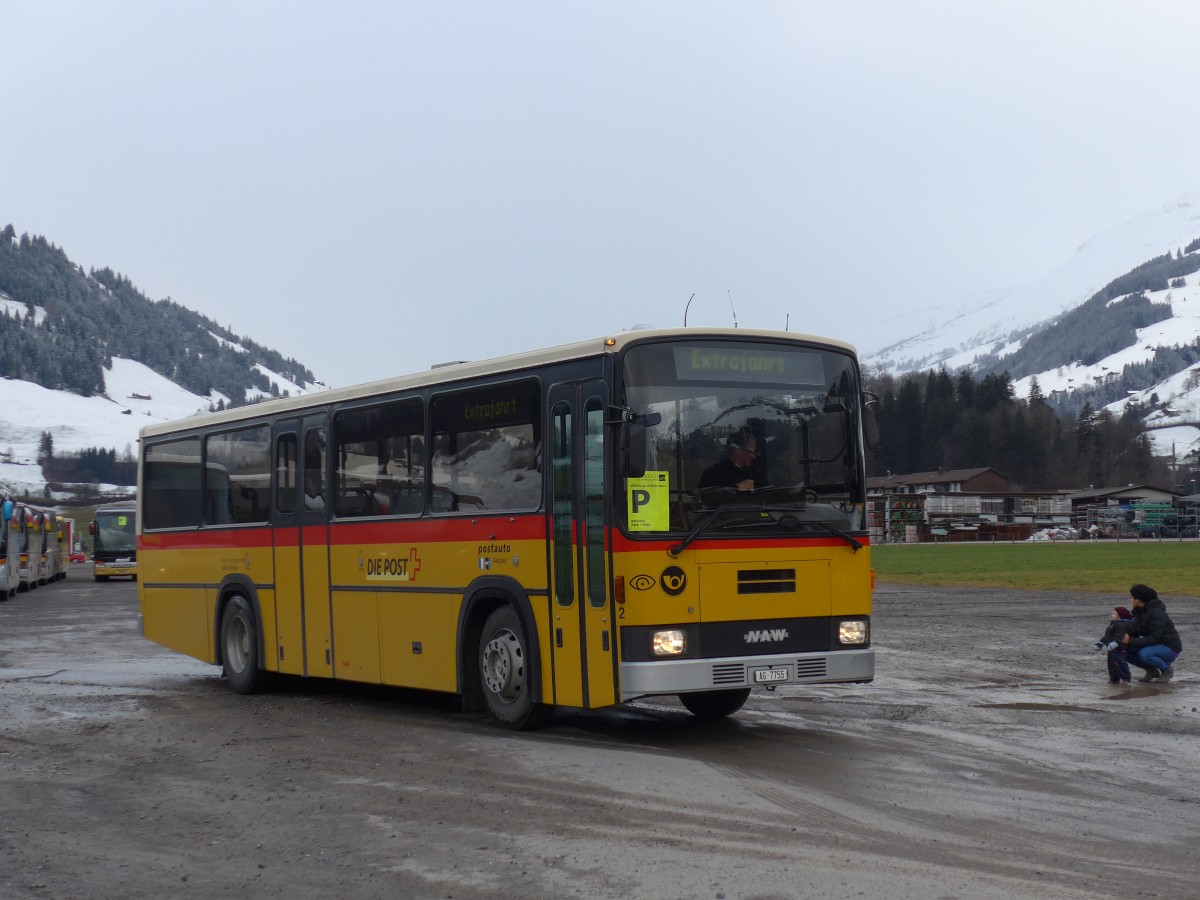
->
xmin=627 ymin=471 xmax=669 ymax=532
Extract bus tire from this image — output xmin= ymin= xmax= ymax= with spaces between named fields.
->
xmin=679 ymin=688 xmax=751 ymax=719
xmin=478 ymin=606 xmax=552 ymax=729
xmin=221 ymin=594 xmax=265 ymax=694
xmin=95 ymin=575 xmax=109 ymax=582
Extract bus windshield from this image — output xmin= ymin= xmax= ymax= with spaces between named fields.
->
xmin=94 ymin=510 xmax=137 ymax=555
xmin=620 ymin=340 xmax=867 ymax=535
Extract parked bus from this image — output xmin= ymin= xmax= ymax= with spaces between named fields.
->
xmin=59 ymin=516 xmax=76 ymax=575
xmin=35 ymin=508 xmax=59 ymax=584
xmin=138 ymin=328 xmax=879 ymax=727
xmin=16 ymin=502 xmax=38 ymax=592
xmin=46 ymin=512 xmax=68 ymax=581
xmin=91 ymin=502 xmax=138 ymax=581
xmin=1 ymin=499 xmax=18 ymax=598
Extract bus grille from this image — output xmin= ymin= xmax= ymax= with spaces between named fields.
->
xmin=712 ymin=663 xmax=747 ymax=685
xmin=795 ymin=658 xmax=827 ymax=679
xmin=711 ymin=659 xmax=828 ymax=686
xmin=737 ymin=568 xmax=796 ymax=594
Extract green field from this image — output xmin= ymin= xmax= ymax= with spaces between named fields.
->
xmin=872 ymin=541 xmax=1200 ymax=596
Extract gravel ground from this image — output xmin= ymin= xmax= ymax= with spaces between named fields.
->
xmin=1 ymin=577 xmax=1197 ymax=899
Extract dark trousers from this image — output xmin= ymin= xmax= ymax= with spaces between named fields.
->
xmin=1106 ymin=649 xmax=1131 ymax=682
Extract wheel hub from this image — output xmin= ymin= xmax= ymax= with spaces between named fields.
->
xmin=482 ymin=628 xmax=524 ymax=703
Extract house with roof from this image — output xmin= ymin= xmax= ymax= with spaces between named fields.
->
xmin=867 ymin=467 xmax=1011 ymax=495
xmin=866 ymin=467 xmax=1078 ymax=542
xmin=1068 ymin=484 xmax=1184 ymax=536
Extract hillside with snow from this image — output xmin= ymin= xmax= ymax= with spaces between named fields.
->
xmin=1006 ymin=272 xmax=1200 ymax=469
xmin=864 ymin=191 xmax=1200 ymax=375
xmin=864 ymin=189 xmax=1200 ymax=469
xmin=0 ymin=354 xmax=314 ymax=499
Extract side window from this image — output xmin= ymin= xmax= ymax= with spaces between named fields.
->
xmin=275 ymin=433 xmax=298 ymax=515
xmin=430 ymin=380 xmax=541 ymax=513
xmin=551 ymin=402 xmax=574 ymax=606
xmin=204 ymin=425 xmax=271 ymax=524
xmin=144 ymin=438 xmax=202 ymax=529
xmin=585 ymin=398 xmax=606 ymax=606
xmin=334 ymin=398 xmax=425 ymax=517
xmin=304 ymin=429 xmax=326 ymax=511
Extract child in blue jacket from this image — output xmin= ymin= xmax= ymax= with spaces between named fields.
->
xmin=1095 ymin=606 xmax=1136 ymax=684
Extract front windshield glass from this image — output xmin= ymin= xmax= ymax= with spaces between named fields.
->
xmin=95 ymin=511 xmax=137 ymax=554
xmin=620 ymin=340 xmax=866 ymax=537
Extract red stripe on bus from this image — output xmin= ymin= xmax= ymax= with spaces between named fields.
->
xmin=274 ymin=527 xmax=300 ymax=548
xmin=325 ymin=516 xmax=546 ymax=544
xmin=140 ymin=530 xmax=276 ymax=551
xmin=136 ymin=518 xmax=856 ymax=553
xmin=139 ymin=515 xmax=548 ymax=551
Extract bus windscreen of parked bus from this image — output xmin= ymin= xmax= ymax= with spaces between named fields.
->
xmin=93 ymin=508 xmax=137 ymax=581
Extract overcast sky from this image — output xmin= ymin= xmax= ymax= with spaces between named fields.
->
xmin=4 ymin=1 xmax=1200 ymax=388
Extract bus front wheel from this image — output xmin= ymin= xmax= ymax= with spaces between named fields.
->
xmin=221 ymin=595 xmax=265 ymax=694
xmin=478 ymin=606 xmax=552 ymax=729
xmin=679 ymin=688 xmax=750 ymax=719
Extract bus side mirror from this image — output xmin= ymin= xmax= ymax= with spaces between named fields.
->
xmin=623 ymin=423 xmax=649 ymax=478
xmin=2 ymin=500 xmax=11 ymax=522
xmin=89 ymin=521 xmax=96 ymax=535
xmin=862 ymin=393 xmax=881 ymax=450
xmin=621 ymin=411 xmax=661 ymax=479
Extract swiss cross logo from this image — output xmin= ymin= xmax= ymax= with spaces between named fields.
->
xmin=408 ymin=547 xmax=422 ymax=581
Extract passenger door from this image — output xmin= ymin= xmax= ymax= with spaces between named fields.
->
xmin=547 ymin=381 xmax=616 ymax=709
xmin=272 ymin=416 xmax=333 ymax=677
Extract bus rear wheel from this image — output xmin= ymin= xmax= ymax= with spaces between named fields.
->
xmin=478 ymin=606 xmax=552 ymax=729
xmin=221 ymin=595 xmax=265 ymax=694
xmin=679 ymin=688 xmax=750 ymax=719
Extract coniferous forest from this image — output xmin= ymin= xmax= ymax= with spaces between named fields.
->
xmin=865 ymin=368 xmax=1170 ymax=490
xmin=0 ymin=225 xmax=314 ymax=403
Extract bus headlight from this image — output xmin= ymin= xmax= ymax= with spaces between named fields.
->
xmin=838 ymin=620 xmax=869 ymax=646
xmin=651 ymin=629 xmax=687 ymax=656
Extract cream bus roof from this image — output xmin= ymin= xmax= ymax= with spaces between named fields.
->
xmin=139 ymin=327 xmax=858 ymax=440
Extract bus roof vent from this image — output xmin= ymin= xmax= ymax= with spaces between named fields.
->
xmin=431 ymin=360 xmax=471 ymax=369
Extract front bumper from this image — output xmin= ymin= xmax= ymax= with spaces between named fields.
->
xmin=619 ymin=647 xmax=874 ymax=700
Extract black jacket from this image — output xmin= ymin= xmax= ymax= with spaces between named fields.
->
xmin=1099 ymin=619 xmax=1137 ymax=646
xmin=1128 ymin=598 xmax=1183 ymax=653
xmin=698 ymin=456 xmax=762 ymax=491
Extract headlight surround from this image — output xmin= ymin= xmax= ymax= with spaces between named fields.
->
xmin=651 ymin=629 xmax=687 ymax=656
xmin=838 ymin=619 xmax=869 ymax=646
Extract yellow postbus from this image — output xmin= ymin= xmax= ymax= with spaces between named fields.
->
xmin=91 ymin=502 xmax=138 ymax=581
xmin=1 ymin=499 xmax=18 ymax=598
xmin=138 ymin=328 xmax=879 ymax=728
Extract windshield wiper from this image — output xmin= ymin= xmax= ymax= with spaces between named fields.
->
xmin=668 ymin=507 xmax=725 ymax=557
xmin=788 ymin=518 xmax=863 ymax=552
xmin=669 ymin=504 xmax=863 ymax=555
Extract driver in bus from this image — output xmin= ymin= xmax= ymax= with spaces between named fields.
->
xmin=699 ymin=428 xmax=765 ymax=493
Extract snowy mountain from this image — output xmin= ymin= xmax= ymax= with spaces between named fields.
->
xmin=863 ymin=189 xmax=1200 ymax=468
xmin=0 ymin=351 xmax=314 ymax=500
xmin=0 ymin=228 xmax=322 ymax=500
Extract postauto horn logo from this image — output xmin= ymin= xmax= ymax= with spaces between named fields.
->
xmin=660 ymin=565 xmax=687 ymax=596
